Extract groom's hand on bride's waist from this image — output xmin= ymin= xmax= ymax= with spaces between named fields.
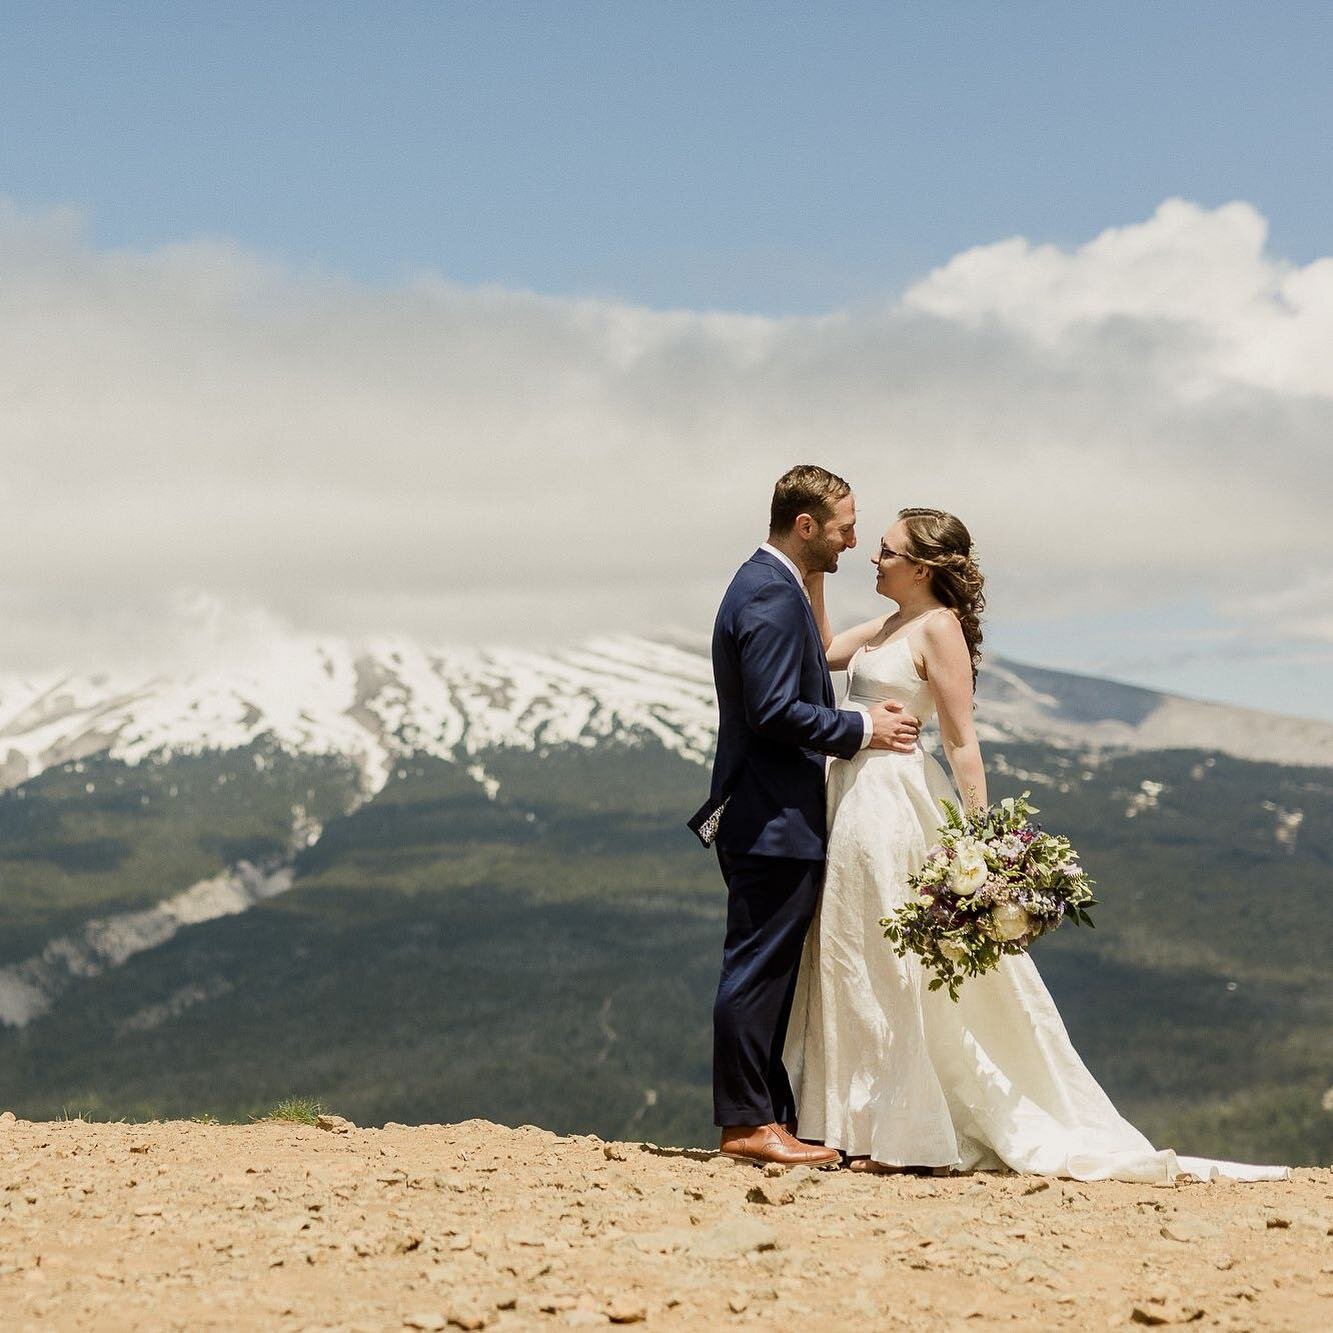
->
xmin=866 ymin=700 xmax=921 ymax=752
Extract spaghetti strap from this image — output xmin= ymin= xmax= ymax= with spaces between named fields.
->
xmin=904 ymin=606 xmax=954 ymax=643
xmin=862 ymin=607 xmax=954 ymax=657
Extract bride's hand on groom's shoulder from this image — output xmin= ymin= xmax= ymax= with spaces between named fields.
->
xmin=867 ymin=699 xmax=921 ymax=753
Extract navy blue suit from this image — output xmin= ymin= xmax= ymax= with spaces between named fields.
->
xmin=707 ymin=549 xmax=866 ymax=1127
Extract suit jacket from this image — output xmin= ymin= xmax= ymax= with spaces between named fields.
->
xmin=705 ymin=548 xmax=866 ymax=859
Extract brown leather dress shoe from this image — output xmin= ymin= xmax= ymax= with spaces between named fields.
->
xmin=719 ymin=1124 xmax=840 ymax=1167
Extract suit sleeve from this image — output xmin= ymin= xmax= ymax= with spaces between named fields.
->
xmin=735 ymin=579 xmax=867 ymax=760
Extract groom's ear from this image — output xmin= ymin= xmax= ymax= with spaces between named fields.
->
xmin=792 ymin=512 xmax=819 ymax=539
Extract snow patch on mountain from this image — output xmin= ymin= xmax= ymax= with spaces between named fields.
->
xmin=0 ymin=636 xmax=1328 ymax=811
xmin=0 ymin=636 xmax=717 ymax=798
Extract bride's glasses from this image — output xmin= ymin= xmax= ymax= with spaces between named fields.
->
xmin=878 ymin=543 xmax=914 ymax=563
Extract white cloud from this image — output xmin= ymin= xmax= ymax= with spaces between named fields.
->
xmin=0 ymin=195 xmax=1330 ymax=687
xmin=904 ymin=198 xmax=1333 ymax=399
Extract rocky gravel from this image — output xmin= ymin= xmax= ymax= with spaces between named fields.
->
xmin=0 ymin=1112 xmax=1329 ymax=1330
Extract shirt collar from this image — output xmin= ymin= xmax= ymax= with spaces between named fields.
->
xmin=759 ymin=542 xmax=805 ymax=589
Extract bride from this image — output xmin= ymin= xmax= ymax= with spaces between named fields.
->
xmin=784 ymin=506 xmax=1287 ymax=1184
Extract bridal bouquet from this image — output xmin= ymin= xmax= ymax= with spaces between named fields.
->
xmin=881 ymin=792 xmax=1096 ymax=1000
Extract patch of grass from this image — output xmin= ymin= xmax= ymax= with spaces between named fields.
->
xmin=256 ymin=1096 xmax=324 ymax=1125
xmin=58 ymin=1105 xmax=129 ymax=1124
xmin=189 ymin=1112 xmax=221 ymax=1125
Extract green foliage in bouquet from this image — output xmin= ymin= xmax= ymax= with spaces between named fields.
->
xmin=881 ymin=792 xmax=1097 ymax=1000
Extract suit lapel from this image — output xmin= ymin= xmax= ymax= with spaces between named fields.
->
xmin=750 ymin=549 xmax=837 ymax=705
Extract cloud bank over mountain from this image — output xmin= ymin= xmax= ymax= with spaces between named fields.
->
xmin=1 ymin=196 xmax=1329 ymax=698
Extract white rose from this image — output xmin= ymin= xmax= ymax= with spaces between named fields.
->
xmin=989 ymin=902 xmax=1031 ymax=941
xmin=939 ymin=939 xmax=967 ymax=964
xmin=950 ymin=849 xmax=988 ymax=897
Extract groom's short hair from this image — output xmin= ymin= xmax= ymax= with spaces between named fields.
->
xmin=769 ymin=465 xmax=851 ymax=534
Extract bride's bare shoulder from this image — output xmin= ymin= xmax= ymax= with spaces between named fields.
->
xmin=921 ymin=607 xmax=966 ymax=645
xmin=919 ymin=608 xmax=970 ymax=671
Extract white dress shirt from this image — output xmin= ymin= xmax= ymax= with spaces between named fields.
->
xmin=759 ymin=543 xmax=873 ymax=750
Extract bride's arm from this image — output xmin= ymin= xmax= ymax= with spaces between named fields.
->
xmin=805 ymin=573 xmax=887 ymax=670
xmin=920 ymin=613 xmax=987 ymax=812
xmin=804 ymin=569 xmax=835 ymax=648
xmin=825 ymin=616 xmax=889 ymax=672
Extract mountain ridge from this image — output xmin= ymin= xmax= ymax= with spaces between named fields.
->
xmin=2 ymin=637 xmax=1330 ymax=805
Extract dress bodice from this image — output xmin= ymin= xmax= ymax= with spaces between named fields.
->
xmin=846 ymin=636 xmax=936 ymax=727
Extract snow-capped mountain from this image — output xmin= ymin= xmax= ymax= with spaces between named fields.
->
xmin=1 ymin=635 xmax=1329 ymax=801
xmin=2 ymin=635 xmax=1328 ymax=1167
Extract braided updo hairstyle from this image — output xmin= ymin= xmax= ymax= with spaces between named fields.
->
xmin=897 ymin=507 xmax=986 ymax=687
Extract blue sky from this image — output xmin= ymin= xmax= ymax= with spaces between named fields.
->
xmin=4 ymin=2 xmax=1330 ymax=311
xmin=1 ymin=3 xmax=1330 ymax=719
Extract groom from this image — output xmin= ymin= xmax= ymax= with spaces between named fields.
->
xmin=695 ymin=465 xmax=920 ymax=1167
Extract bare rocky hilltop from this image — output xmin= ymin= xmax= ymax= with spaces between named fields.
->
xmin=1 ymin=1113 xmax=1329 ymax=1332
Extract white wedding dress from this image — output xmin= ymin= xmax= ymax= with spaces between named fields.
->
xmin=784 ymin=628 xmax=1289 ymax=1184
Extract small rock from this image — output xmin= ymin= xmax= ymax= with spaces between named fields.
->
xmin=1022 ymin=1179 xmax=1051 ymax=1195
xmin=603 ymin=1143 xmax=630 ymax=1162
xmin=621 ymin=1227 xmax=691 ymax=1255
xmin=129 ymin=1144 xmax=150 ymax=1154
xmin=316 ymin=1114 xmax=354 ymax=1134
xmin=1130 ymin=1302 xmax=1205 ymax=1326
xmin=403 ymin=1315 xmax=446 ymax=1332
xmin=606 ymin=1300 xmax=646 ymax=1324
xmin=686 ymin=1217 xmax=778 ymax=1260
xmin=1159 ymin=1219 xmax=1220 ymax=1243
xmin=0 ymin=1111 xmax=15 ymax=1124
xmin=747 ymin=1163 xmax=824 ymax=1205
xmin=446 ymin=1306 xmax=490 ymax=1331
xmin=1265 ymin=1216 xmax=1291 ymax=1229
xmin=506 ymin=1229 xmax=546 ymax=1247
xmin=728 ymin=1295 xmax=749 ymax=1314
xmin=762 ymin=1162 xmax=787 ymax=1178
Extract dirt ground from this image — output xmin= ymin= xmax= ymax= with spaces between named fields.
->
xmin=1 ymin=1113 xmax=1329 ymax=1331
